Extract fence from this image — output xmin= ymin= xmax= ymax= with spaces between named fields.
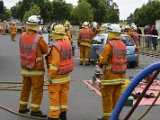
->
xmin=139 ymin=34 xmax=160 ymax=51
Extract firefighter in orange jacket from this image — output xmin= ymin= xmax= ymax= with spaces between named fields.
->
xmin=125 ymin=25 xmax=140 ymax=66
xmin=98 ymin=24 xmax=127 ymax=120
xmin=64 ymin=21 xmax=73 ymax=45
xmin=10 ymin=22 xmax=17 ymax=41
xmin=78 ymin=21 xmax=91 ymax=65
xmin=46 ymin=24 xmax=74 ymax=120
xmin=2 ymin=20 xmax=6 ymax=34
xmin=19 ymin=15 xmax=48 ymax=118
xmin=90 ymin=22 xmax=99 ymax=40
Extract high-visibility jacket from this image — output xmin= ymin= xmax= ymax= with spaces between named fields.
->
xmin=79 ymin=28 xmax=90 ymax=43
xmin=52 ymin=39 xmax=74 ymax=75
xmin=2 ymin=23 xmax=6 ymax=29
xmin=90 ymin=29 xmax=97 ymax=39
xmin=131 ymin=32 xmax=140 ymax=47
xmin=20 ymin=32 xmax=41 ymax=69
xmin=108 ymin=40 xmax=127 ymax=74
xmin=10 ymin=24 xmax=17 ymax=34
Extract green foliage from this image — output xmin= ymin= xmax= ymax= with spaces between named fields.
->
xmin=133 ymin=0 xmax=160 ymax=26
xmin=51 ymin=0 xmax=73 ymax=22
xmin=23 ymin=5 xmax=40 ymax=22
xmin=72 ymin=0 xmax=93 ymax=23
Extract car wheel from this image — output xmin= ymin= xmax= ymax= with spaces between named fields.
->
xmin=129 ymin=62 xmax=136 ymax=68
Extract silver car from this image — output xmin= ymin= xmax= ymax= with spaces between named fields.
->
xmin=89 ymin=33 xmax=139 ymax=67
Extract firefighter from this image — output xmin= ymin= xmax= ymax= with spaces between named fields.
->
xmin=90 ymin=22 xmax=99 ymax=40
xmin=64 ymin=21 xmax=73 ymax=45
xmin=98 ymin=24 xmax=127 ymax=120
xmin=77 ymin=21 xmax=91 ymax=65
xmin=10 ymin=22 xmax=17 ymax=41
xmin=130 ymin=24 xmax=140 ymax=66
xmin=2 ymin=20 xmax=6 ymax=34
xmin=46 ymin=24 xmax=74 ymax=120
xmin=18 ymin=15 xmax=48 ymax=118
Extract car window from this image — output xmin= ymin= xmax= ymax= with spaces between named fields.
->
xmin=120 ymin=36 xmax=134 ymax=46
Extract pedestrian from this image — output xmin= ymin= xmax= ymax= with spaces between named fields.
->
xmin=151 ymin=25 xmax=158 ymax=50
xmin=46 ymin=24 xmax=74 ymax=120
xmin=10 ymin=22 xmax=17 ymax=41
xmin=77 ymin=21 xmax=91 ymax=65
xmin=18 ymin=15 xmax=48 ymax=118
xmin=98 ymin=24 xmax=127 ymax=120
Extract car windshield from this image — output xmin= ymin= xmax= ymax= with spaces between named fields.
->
xmin=92 ymin=34 xmax=105 ymax=44
xmin=120 ymin=36 xmax=135 ymax=46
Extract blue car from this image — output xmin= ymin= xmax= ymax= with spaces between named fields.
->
xmin=89 ymin=33 xmax=139 ymax=67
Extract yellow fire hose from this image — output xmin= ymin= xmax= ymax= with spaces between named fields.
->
xmin=0 ymin=81 xmax=48 ymax=119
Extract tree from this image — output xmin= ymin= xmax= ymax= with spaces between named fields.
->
xmin=72 ymin=0 xmax=93 ymax=23
xmin=23 ymin=5 xmax=40 ymax=22
xmin=133 ymin=0 xmax=160 ymax=26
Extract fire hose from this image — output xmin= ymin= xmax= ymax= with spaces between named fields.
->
xmin=110 ymin=62 xmax=160 ymax=120
xmin=0 ymin=81 xmax=48 ymax=120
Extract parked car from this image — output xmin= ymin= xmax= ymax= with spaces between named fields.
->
xmin=89 ymin=33 xmax=139 ymax=67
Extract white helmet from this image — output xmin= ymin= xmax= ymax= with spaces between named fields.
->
xmin=26 ymin=15 xmax=41 ymax=25
xmin=109 ymin=24 xmax=121 ymax=33
xmin=92 ymin=22 xmax=97 ymax=28
xmin=82 ymin=21 xmax=89 ymax=27
xmin=131 ymin=24 xmax=137 ymax=31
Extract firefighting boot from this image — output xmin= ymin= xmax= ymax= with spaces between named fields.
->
xmin=48 ymin=117 xmax=59 ymax=120
xmin=30 ymin=111 xmax=47 ymax=118
xmin=19 ymin=108 xmax=30 ymax=114
xmin=59 ymin=111 xmax=67 ymax=120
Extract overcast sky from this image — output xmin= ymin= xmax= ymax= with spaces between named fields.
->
xmin=4 ymin=0 xmax=149 ymax=20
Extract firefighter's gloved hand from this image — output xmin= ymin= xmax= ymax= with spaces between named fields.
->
xmin=46 ymin=76 xmax=52 ymax=83
xmin=77 ymin=41 xmax=80 ymax=47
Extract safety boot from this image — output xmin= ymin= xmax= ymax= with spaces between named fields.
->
xmin=48 ymin=117 xmax=59 ymax=120
xmin=19 ymin=108 xmax=30 ymax=114
xmin=30 ymin=111 xmax=47 ymax=118
xmin=59 ymin=111 xmax=67 ymax=120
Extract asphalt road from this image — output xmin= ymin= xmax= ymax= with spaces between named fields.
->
xmin=0 ymin=34 xmax=160 ymax=120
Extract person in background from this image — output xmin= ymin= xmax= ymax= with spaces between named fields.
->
xmin=46 ymin=24 xmax=74 ymax=120
xmin=18 ymin=15 xmax=48 ymax=118
xmin=2 ymin=20 xmax=6 ymax=34
xmin=77 ymin=21 xmax=91 ymax=65
xmin=10 ymin=22 xmax=17 ymax=41
xmin=90 ymin=22 xmax=99 ymax=40
xmin=64 ymin=21 xmax=73 ymax=45
xmin=150 ymin=25 xmax=158 ymax=50
xmin=98 ymin=24 xmax=127 ymax=120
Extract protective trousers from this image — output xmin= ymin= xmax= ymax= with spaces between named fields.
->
xmin=11 ymin=33 xmax=16 ymax=41
xmin=19 ymin=76 xmax=44 ymax=112
xmin=79 ymin=45 xmax=90 ymax=65
xmin=48 ymin=83 xmax=69 ymax=118
xmin=101 ymin=85 xmax=122 ymax=120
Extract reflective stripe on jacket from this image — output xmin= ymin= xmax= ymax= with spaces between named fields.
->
xmin=53 ymin=39 xmax=74 ymax=75
xmin=101 ymin=78 xmax=126 ymax=85
xmin=20 ymin=32 xmax=40 ymax=69
xmin=108 ymin=40 xmax=126 ymax=74
xmin=79 ymin=29 xmax=90 ymax=43
xmin=21 ymin=69 xmax=45 ymax=76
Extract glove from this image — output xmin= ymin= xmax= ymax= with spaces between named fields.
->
xmin=77 ymin=41 xmax=80 ymax=47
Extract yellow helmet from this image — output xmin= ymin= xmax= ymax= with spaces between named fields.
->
xmin=53 ymin=24 xmax=66 ymax=35
xmin=64 ymin=21 xmax=70 ymax=27
xmin=82 ymin=22 xmax=89 ymax=28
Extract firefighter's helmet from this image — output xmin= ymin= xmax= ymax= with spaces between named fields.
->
xmin=26 ymin=15 xmax=41 ymax=32
xmin=26 ymin=15 xmax=41 ymax=25
xmin=53 ymin=24 xmax=66 ymax=35
xmin=109 ymin=24 xmax=121 ymax=33
xmin=82 ymin=22 xmax=89 ymax=28
xmin=131 ymin=24 xmax=137 ymax=31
